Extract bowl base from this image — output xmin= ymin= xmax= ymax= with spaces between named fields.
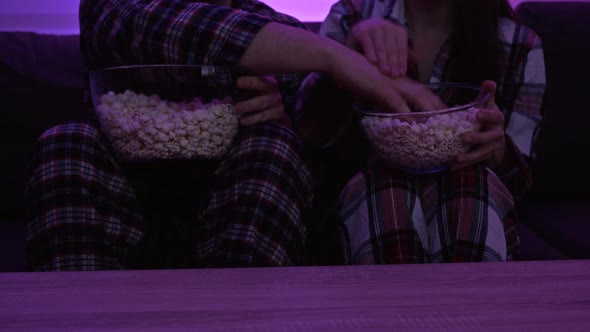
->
xmin=393 ymin=164 xmax=449 ymax=174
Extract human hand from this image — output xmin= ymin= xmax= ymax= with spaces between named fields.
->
xmin=451 ymin=80 xmax=508 ymax=171
xmin=326 ymin=42 xmax=443 ymax=114
xmin=391 ymin=76 xmax=447 ymax=112
xmin=235 ymin=76 xmax=291 ymax=127
xmin=345 ymin=18 xmax=417 ymax=77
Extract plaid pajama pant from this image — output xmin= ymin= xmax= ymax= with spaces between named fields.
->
xmin=335 ymin=161 xmax=517 ymax=264
xmin=24 ymin=121 xmax=313 ymax=271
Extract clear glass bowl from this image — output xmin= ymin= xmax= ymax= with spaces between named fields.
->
xmin=89 ymin=64 xmax=239 ymax=161
xmin=358 ymin=83 xmax=490 ymax=174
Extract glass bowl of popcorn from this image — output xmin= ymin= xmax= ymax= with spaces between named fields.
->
xmin=88 ymin=64 xmax=239 ymax=161
xmin=358 ymin=83 xmax=490 ymax=173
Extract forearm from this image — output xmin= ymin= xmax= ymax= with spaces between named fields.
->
xmin=237 ymin=22 xmax=342 ymax=75
xmin=240 ymin=22 xmax=415 ymax=114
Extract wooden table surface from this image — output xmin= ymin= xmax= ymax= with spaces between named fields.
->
xmin=1 ymin=260 xmax=590 ymax=331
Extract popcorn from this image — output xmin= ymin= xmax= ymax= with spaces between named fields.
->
xmin=361 ymin=107 xmax=481 ymax=171
xmin=95 ymin=90 xmax=239 ymax=159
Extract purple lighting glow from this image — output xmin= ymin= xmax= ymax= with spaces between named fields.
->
xmin=263 ymin=0 xmax=334 ymax=21
xmin=0 ymin=0 xmax=587 ymax=34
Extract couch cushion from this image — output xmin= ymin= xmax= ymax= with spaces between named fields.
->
xmin=518 ymin=222 xmax=570 ymax=260
xmin=516 ymin=2 xmax=590 ymax=199
xmin=0 ymin=32 xmax=87 ymax=222
xmin=0 ymin=221 xmax=26 ymax=272
xmin=519 ymin=199 xmax=590 ymax=259
xmin=0 ymin=32 xmax=86 ymax=89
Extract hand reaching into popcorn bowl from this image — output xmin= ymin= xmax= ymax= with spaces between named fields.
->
xmin=358 ymin=81 xmax=492 ymax=174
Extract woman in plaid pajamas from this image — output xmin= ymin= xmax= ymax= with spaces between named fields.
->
xmin=24 ymin=0 xmax=440 ymax=270
xmin=301 ymin=0 xmax=546 ymax=264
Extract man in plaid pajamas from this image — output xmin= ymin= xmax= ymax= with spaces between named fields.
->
xmin=24 ymin=0 xmax=441 ymax=270
xmin=302 ymin=0 xmax=546 ymax=264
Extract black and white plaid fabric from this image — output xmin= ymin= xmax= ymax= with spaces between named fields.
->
xmin=25 ymin=121 xmax=313 ymax=270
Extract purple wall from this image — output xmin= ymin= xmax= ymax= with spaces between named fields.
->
xmin=0 ymin=0 xmax=586 ymax=34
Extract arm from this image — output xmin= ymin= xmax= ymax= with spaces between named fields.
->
xmin=248 ymin=21 xmax=450 ymax=110
xmin=80 ymin=0 xmax=437 ymax=114
xmin=79 ymin=0 xmax=274 ymax=68
xmin=79 ymin=0 xmax=364 ymax=77
xmin=80 ymin=0 xmax=310 ymax=120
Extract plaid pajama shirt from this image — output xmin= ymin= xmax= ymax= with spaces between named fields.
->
xmin=24 ymin=0 xmax=313 ymax=270
xmin=319 ymin=0 xmax=546 ymax=263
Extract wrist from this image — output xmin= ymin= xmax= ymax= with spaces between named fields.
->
xmin=320 ymin=41 xmax=345 ymax=76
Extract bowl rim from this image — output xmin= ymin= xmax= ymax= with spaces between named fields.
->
xmin=89 ymin=64 xmax=227 ymax=74
xmin=359 ymin=82 xmax=490 ymax=118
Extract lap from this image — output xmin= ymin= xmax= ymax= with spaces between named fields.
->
xmin=336 ymin=162 xmax=516 ymax=263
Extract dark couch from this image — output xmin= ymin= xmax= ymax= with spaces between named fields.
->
xmin=1 ymin=1 xmax=588 ymax=271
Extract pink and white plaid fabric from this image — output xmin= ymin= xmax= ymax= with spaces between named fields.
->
xmin=318 ymin=0 xmax=545 ymax=263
